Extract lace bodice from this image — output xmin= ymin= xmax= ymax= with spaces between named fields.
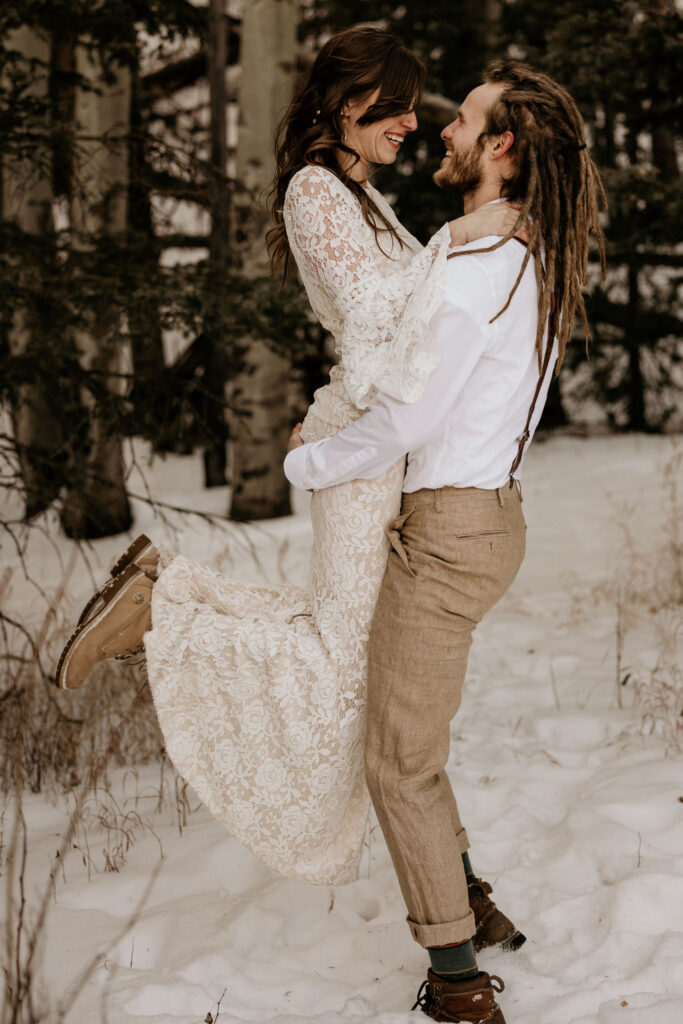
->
xmin=284 ymin=165 xmax=450 ymax=434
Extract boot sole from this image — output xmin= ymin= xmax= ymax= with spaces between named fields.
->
xmin=110 ymin=534 xmax=153 ymax=578
xmin=502 ymin=930 xmax=526 ymax=952
xmin=77 ymin=535 xmax=153 ymax=628
xmin=473 ymin=927 xmax=527 ymax=953
xmin=56 ymin=564 xmax=145 ymax=690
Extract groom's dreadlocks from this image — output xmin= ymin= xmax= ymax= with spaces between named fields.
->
xmin=463 ymin=60 xmax=607 ymax=371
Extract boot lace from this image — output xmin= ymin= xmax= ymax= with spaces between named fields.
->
xmin=411 ymin=979 xmax=436 ymax=1014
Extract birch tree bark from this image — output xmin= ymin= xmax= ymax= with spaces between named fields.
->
xmin=2 ymin=25 xmax=63 ymax=517
xmin=229 ymin=0 xmax=299 ymax=520
xmin=60 ymin=39 xmax=132 ymax=538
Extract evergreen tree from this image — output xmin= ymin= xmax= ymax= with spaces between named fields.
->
xmin=0 ymin=0 xmax=310 ymax=536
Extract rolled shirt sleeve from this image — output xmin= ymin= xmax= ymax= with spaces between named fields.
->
xmin=284 ymin=303 xmax=489 ymax=492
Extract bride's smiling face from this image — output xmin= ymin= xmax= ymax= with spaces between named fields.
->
xmin=341 ymin=89 xmax=418 ymax=176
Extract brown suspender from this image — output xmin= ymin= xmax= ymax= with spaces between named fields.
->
xmin=508 ymin=330 xmax=554 ymax=479
xmin=507 ymin=237 xmax=554 ymax=479
xmin=447 ymin=236 xmax=553 ymax=482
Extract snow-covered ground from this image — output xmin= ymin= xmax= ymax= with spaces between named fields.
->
xmin=4 ymin=433 xmax=683 ymax=1023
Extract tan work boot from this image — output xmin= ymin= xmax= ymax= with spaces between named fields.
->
xmin=77 ymin=535 xmax=159 ymax=628
xmin=56 ymin=564 xmax=154 ymax=689
xmin=469 ymin=879 xmax=526 ymax=953
xmin=412 ymin=970 xmax=506 ymax=1022
xmin=110 ymin=534 xmax=158 ymax=578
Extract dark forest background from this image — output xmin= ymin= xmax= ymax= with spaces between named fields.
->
xmin=2 ymin=0 xmax=681 ymax=539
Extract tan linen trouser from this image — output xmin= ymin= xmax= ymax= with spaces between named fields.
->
xmin=364 ymin=482 xmax=526 ymax=948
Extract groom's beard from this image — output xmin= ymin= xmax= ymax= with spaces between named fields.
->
xmin=433 ymin=139 xmax=484 ymax=196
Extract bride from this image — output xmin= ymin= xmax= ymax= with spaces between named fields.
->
xmin=56 ymin=26 xmax=520 ymax=886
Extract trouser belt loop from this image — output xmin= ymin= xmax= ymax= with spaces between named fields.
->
xmin=496 ymin=487 xmax=503 ymax=508
xmin=434 ymin=488 xmax=442 ymax=512
xmin=509 ymin=477 xmax=523 ymax=501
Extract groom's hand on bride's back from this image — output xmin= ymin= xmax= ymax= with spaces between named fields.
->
xmin=288 ymin=423 xmax=305 ymax=453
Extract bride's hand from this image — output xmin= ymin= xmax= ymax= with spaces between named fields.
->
xmin=288 ymin=423 xmax=305 ymax=453
xmin=448 ymin=203 xmax=528 ymax=247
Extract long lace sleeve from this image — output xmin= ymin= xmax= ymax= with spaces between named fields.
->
xmin=284 ymin=165 xmax=450 ymax=410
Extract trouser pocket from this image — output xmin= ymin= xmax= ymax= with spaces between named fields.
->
xmin=386 ymin=510 xmax=416 ymax=578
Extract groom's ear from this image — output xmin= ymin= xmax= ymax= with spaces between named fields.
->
xmin=490 ymin=130 xmax=515 ymax=160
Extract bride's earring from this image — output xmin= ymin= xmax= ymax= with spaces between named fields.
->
xmin=341 ymin=110 xmax=348 ymax=144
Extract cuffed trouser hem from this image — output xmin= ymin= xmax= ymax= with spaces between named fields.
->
xmin=407 ymin=909 xmax=477 ymax=948
xmin=456 ymin=827 xmax=470 ymax=855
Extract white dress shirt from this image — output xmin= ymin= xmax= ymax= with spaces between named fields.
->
xmin=284 ymin=235 xmax=558 ymax=493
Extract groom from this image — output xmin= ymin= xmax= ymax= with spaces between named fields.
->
xmin=285 ymin=61 xmax=605 ymax=1024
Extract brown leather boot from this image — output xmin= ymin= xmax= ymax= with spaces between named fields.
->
xmin=56 ymin=564 xmax=154 ymax=689
xmin=469 ymin=879 xmax=526 ymax=953
xmin=412 ymin=970 xmax=506 ymax=1022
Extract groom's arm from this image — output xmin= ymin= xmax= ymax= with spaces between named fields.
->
xmin=284 ymin=302 xmax=489 ymax=492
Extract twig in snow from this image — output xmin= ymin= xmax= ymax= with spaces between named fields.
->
xmin=549 ymin=659 xmax=561 ymax=710
xmin=205 ymin=987 xmax=227 ymax=1024
xmin=615 ymin=589 xmax=625 ymax=710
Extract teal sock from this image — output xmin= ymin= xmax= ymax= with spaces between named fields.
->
xmin=461 ymin=851 xmax=476 ymax=883
xmin=428 ymin=939 xmax=478 ymax=981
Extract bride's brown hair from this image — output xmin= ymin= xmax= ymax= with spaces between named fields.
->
xmin=267 ymin=26 xmax=426 ymax=280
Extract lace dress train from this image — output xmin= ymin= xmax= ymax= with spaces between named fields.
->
xmin=145 ymin=453 xmax=404 ymax=884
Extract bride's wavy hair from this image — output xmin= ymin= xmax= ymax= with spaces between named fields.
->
xmin=267 ymin=26 xmax=426 ymax=280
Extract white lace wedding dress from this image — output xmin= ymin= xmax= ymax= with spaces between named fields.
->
xmin=144 ymin=165 xmax=450 ymax=884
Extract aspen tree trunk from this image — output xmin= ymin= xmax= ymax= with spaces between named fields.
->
xmin=650 ymin=0 xmax=679 ymax=184
xmin=229 ymin=0 xmax=299 ymax=521
xmin=625 ymin=263 xmax=647 ymax=430
xmin=2 ymin=25 xmax=63 ymax=517
xmin=128 ymin=59 xmax=166 ymax=416
xmin=60 ymin=40 xmax=132 ymax=538
xmin=618 ymin=0 xmax=678 ymax=432
xmin=203 ymin=0 xmax=231 ymax=488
